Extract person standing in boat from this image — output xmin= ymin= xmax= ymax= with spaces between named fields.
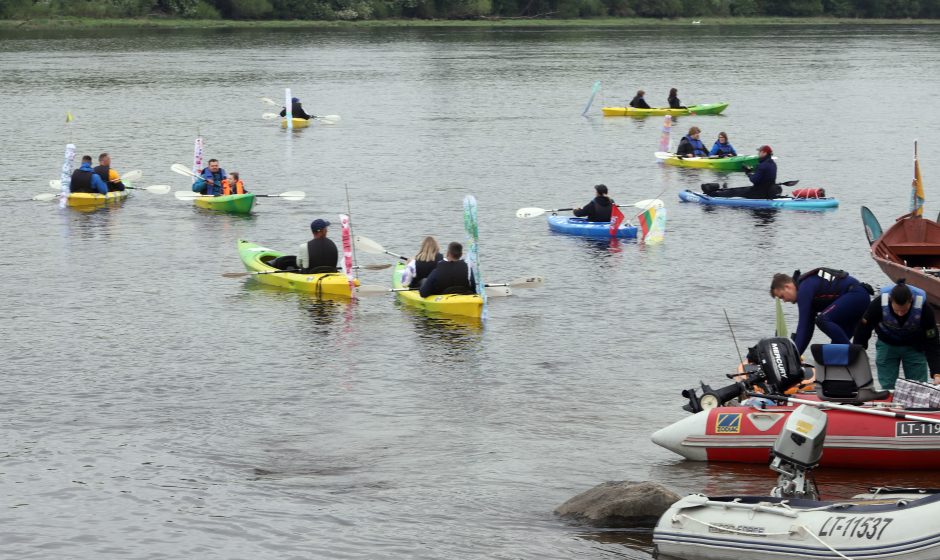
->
xmin=193 ymin=159 xmax=228 ymax=196
xmin=676 ymin=127 xmax=709 ymax=158
xmin=69 ymin=155 xmax=109 ymax=195
xmin=770 ymin=268 xmax=873 ymax=355
xmin=280 ymin=97 xmax=312 ymax=121
xmin=668 ymin=88 xmax=685 ymax=109
xmin=573 ymin=184 xmax=615 ymax=222
xmin=419 ymin=242 xmax=475 ymax=298
xmin=297 ymin=219 xmax=339 ymax=273
xmin=401 ymin=236 xmax=443 ymax=289
xmin=94 ymin=153 xmax=125 ymax=192
xmin=853 ymin=280 xmax=940 ymax=389
xmin=710 ymin=145 xmax=777 ymax=199
xmin=629 ymin=90 xmax=651 ymax=109
xmin=708 ymin=132 xmax=737 ymax=158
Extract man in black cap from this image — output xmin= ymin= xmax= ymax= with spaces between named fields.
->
xmin=297 ymin=218 xmax=338 ymax=273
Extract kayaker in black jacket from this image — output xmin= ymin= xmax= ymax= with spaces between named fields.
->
xmin=573 ymin=184 xmax=615 ymax=222
xmin=419 ymin=242 xmax=475 ymax=297
xmin=629 ymin=90 xmax=651 ymax=109
xmin=711 ymin=146 xmax=779 ymax=199
xmin=280 ymin=97 xmax=312 ymax=120
xmin=93 ymin=152 xmax=125 ymax=192
xmin=668 ymin=88 xmax=686 ymax=109
xmin=676 ymin=127 xmax=709 ymax=157
xmin=401 ymin=236 xmax=443 ymax=289
xmin=297 ymin=218 xmax=339 ymax=273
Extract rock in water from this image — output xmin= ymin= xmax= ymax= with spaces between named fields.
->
xmin=554 ymin=481 xmax=681 ymax=528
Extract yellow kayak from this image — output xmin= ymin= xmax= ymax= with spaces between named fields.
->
xmin=238 ymin=239 xmax=357 ymax=297
xmin=280 ymin=118 xmax=311 ymax=129
xmin=392 ymin=262 xmax=482 ymax=318
xmin=602 ymin=103 xmax=729 ymax=117
xmin=66 ymin=187 xmax=130 ymax=209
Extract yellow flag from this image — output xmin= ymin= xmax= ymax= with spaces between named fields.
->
xmin=65 ymin=111 xmax=74 ymax=124
xmin=912 ymin=141 xmax=925 ymax=217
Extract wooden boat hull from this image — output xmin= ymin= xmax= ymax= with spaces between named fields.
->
xmin=870 ymin=214 xmax=940 ymax=307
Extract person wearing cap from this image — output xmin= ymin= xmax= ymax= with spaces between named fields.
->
xmin=854 ymin=280 xmax=940 ymax=389
xmin=676 ymin=127 xmax=708 ymax=157
xmin=573 ymin=184 xmax=616 ymax=222
xmin=710 ymin=145 xmax=778 ymax=199
xmin=297 ymin=219 xmax=339 ymax=273
xmin=280 ymin=97 xmax=312 ymax=121
xmin=629 ymin=90 xmax=651 ymax=109
xmin=419 ymin=241 xmax=475 ymax=298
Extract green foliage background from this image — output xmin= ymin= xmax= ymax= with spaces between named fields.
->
xmin=2 ymin=0 xmax=938 ymax=20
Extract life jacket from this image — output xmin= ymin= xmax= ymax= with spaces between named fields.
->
xmin=795 ymin=268 xmax=854 ymax=312
xmin=300 ymin=237 xmax=338 ymax=273
xmin=201 ymin=167 xmax=226 ymax=196
xmin=69 ymin=168 xmax=94 ymax=193
xmin=877 ymin=285 xmax=926 ymax=342
xmin=682 ymin=136 xmax=708 ymax=157
xmin=711 ymin=141 xmax=735 ymax=156
xmin=222 ymin=179 xmax=245 ymax=195
xmin=93 ymin=164 xmax=110 ymax=184
xmin=409 ymin=253 xmax=443 ymax=288
xmin=433 ymin=260 xmax=474 ymax=294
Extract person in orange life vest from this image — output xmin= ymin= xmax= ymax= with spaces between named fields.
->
xmin=94 ymin=153 xmax=125 ymax=192
xmin=222 ymin=172 xmax=248 ymax=195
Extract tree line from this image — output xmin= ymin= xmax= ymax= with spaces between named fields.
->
xmin=3 ymin=0 xmax=939 ymax=21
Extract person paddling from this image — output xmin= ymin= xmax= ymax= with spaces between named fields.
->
xmin=297 ymin=218 xmax=339 ymax=273
xmin=280 ymin=97 xmax=312 ymax=121
xmin=676 ymin=127 xmax=709 ymax=158
xmin=70 ymin=155 xmax=109 ymax=195
xmin=573 ymin=184 xmax=615 ymax=222
xmin=668 ymin=88 xmax=686 ymax=109
xmin=709 ymin=132 xmax=737 ymax=158
xmin=770 ymin=268 xmax=873 ymax=355
xmin=193 ymin=159 xmax=228 ymax=196
xmin=853 ymin=280 xmax=940 ymax=389
xmin=401 ymin=236 xmax=443 ymax=289
xmin=419 ymin=242 xmax=475 ymax=298
xmin=629 ymin=90 xmax=651 ymax=109
xmin=222 ymin=172 xmax=248 ymax=195
xmin=94 ymin=152 xmax=125 ymax=192
xmin=710 ymin=145 xmax=778 ymax=199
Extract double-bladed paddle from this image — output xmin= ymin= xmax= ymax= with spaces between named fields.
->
xmin=170 ymin=164 xmax=306 ymax=201
xmin=222 ymin=264 xmax=391 ymax=278
xmin=516 ymin=198 xmax=664 ymax=219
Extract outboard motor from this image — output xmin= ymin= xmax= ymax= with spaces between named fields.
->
xmin=681 ymin=337 xmax=807 ymax=413
xmin=769 ymin=404 xmax=827 ymax=500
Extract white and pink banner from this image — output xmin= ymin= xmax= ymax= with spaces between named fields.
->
xmin=340 ymin=214 xmax=355 ymax=297
xmin=192 ymin=136 xmax=203 ymax=184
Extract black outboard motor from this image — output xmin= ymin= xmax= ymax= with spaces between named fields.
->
xmin=682 ymin=337 xmax=807 ymax=413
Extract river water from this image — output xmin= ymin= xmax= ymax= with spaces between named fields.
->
xmin=2 ymin=23 xmax=940 ymax=559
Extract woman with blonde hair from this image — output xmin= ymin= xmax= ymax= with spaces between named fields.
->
xmin=401 ymin=236 xmax=443 ymax=289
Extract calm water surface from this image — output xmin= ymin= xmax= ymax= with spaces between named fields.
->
xmin=2 ymin=24 xmax=940 ymax=559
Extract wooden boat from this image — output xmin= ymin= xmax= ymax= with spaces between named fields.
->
xmin=864 ymin=208 xmax=940 ymax=307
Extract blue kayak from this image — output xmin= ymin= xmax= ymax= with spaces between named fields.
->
xmin=547 ymin=215 xmax=638 ymax=238
xmin=678 ymin=190 xmax=839 ymax=210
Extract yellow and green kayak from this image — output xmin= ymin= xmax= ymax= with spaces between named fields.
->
xmin=66 ymin=185 xmax=130 ymax=209
xmin=280 ymin=118 xmax=311 ymax=129
xmin=237 ymin=240 xmax=357 ymax=297
xmin=194 ymin=193 xmax=255 ymax=215
xmin=602 ymin=102 xmax=729 ymax=117
xmin=392 ymin=262 xmax=483 ymax=318
xmin=655 ymin=151 xmax=761 ymax=171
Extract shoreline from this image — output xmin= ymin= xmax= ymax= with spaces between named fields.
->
xmin=2 ymin=16 xmax=940 ymax=30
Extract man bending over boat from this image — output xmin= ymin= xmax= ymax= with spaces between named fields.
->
xmin=280 ymin=97 xmax=312 ymax=121
xmin=94 ymin=153 xmax=125 ymax=192
xmin=69 ymin=155 xmax=109 ymax=195
xmin=419 ymin=242 xmax=475 ymax=298
xmin=297 ymin=219 xmax=339 ymax=273
xmin=770 ymin=268 xmax=873 ymax=355
xmin=853 ymin=280 xmax=940 ymax=389
xmin=573 ymin=184 xmax=615 ymax=222
xmin=193 ymin=159 xmax=228 ymax=196
xmin=710 ymin=145 xmax=778 ymax=199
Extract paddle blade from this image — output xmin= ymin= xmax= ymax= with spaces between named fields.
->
xmin=354 ymin=284 xmax=392 ymax=296
xmin=278 ymin=191 xmax=306 ymax=200
xmin=485 ymin=286 xmax=512 ymax=298
xmin=260 ymin=97 xmax=277 ymax=106
xmin=317 ymin=115 xmax=340 ymax=123
xmin=174 ymin=191 xmax=201 ymax=200
xmin=360 ymin=263 xmax=392 ymax=270
xmin=861 ymin=206 xmax=883 ymax=246
xmin=121 ymin=169 xmax=143 ymax=182
xmin=780 ymin=180 xmax=800 ymax=187
xmin=261 ymin=112 xmax=279 ymax=120
xmin=633 ymin=199 xmax=664 ymax=210
xmin=507 ymin=276 xmax=544 ymax=288
xmin=144 ymin=184 xmax=172 ymax=194
xmin=222 ymin=272 xmax=252 ymax=278
xmin=49 ymin=180 xmax=62 ymax=189
xmin=171 ymin=163 xmax=199 ymax=179
xmin=516 ymin=207 xmax=547 ymax=219
xmin=354 ymin=235 xmax=387 ymax=255
xmin=33 ymin=192 xmax=58 ymax=201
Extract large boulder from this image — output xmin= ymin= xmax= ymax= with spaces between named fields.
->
xmin=554 ymin=481 xmax=681 ymax=528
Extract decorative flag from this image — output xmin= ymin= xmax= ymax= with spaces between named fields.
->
xmin=638 ymin=206 xmax=656 ymax=239
xmin=192 ymin=136 xmax=203 ymax=184
xmin=581 ymin=80 xmax=600 ymax=117
xmin=285 ymin=87 xmax=293 ymax=130
xmin=912 ymin=141 xmax=925 ymax=217
xmin=59 ymin=143 xmax=76 ymax=209
xmin=775 ymin=297 xmax=788 ymax=338
xmin=609 ymin=204 xmax=625 ymax=236
xmin=340 ymin=214 xmax=355 ymax=297
xmin=645 ymin=207 xmax=667 ymax=244
xmin=65 ymin=111 xmax=73 ymax=124
xmin=659 ymin=115 xmax=672 ymax=154
xmin=463 ymin=195 xmax=487 ymax=321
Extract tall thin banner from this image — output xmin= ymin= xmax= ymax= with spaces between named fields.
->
xmin=463 ymin=195 xmax=487 ymax=321
xmin=285 ymin=87 xmax=293 ymax=130
xmin=59 ymin=143 xmax=76 ymax=209
xmin=659 ymin=115 xmax=672 ymax=154
xmin=912 ymin=141 xmax=925 ymax=217
xmin=581 ymin=80 xmax=600 ymax=117
xmin=340 ymin=214 xmax=355 ymax=297
xmin=192 ymin=136 xmax=203 ymax=184
xmin=645 ymin=207 xmax=666 ymax=244
xmin=609 ymin=204 xmax=625 ymax=236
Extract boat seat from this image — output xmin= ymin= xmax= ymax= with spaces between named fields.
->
xmin=811 ymin=344 xmax=891 ymax=403
xmin=891 ymin=243 xmax=940 ymax=256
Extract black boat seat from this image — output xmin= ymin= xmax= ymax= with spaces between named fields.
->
xmin=811 ymin=344 xmax=890 ymax=403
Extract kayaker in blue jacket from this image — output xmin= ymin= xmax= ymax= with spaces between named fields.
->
xmin=192 ymin=159 xmax=227 ymax=196
xmin=770 ymin=268 xmax=873 ymax=355
xmin=69 ymin=155 xmax=109 ymax=194
xmin=280 ymin=97 xmax=312 ymax=120
xmin=709 ymin=132 xmax=737 ymax=158
xmin=854 ymin=280 xmax=940 ymax=389
xmin=629 ymin=90 xmax=651 ymax=109
xmin=710 ymin=145 xmax=779 ymax=199
xmin=573 ymin=184 xmax=615 ymax=222
xmin=676 ymin=127 xmax=708 ymax=157
xmin=419 ymin=242 xmax=475 ymax=298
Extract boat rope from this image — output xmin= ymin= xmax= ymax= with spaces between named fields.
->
xmin=673 ymin=514 xmax=856 ymax=560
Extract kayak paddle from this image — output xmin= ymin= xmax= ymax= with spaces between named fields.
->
xmin=223 ymin=264 xmax=391 ymax=278
xmin=516 ymin=199 xmax=664 ymax=219
xmin=354 ymin=235 xmax=409 ymax=261
xmin=174 ymin=190 xmax=305 ymax=201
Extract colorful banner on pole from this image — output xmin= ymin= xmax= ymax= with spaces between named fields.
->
xmin=609 ymin=204 xmax=625 ymax=236
xmin=340 ymin=214 xmax=355 ymax=297
xmin=59 ymin=143 xmax=76 ymax=209
xmin=912 ymin=141 xmax=925 ymax=217
xmin=659 ymin=115 xmax=672 ymax=154
xmin=285 ymin=88 xmax=293 ymax=130
xmin=645 ymin=207 xmax=666 ymax=244
xmin=463 ymin=195 xmax=487 ymax=321
xmin=192 ymin=136 xmax=203 ymax=185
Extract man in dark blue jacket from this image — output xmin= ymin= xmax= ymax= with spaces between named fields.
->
xmin=573 ymin=184 xmax=615 ymax=222
xmin=69 ymin=155 xmax=109 ymax=194
xmin=710 ymin=145 xmax=778 ymax=199
xmin=420 ymin=242 xmax=475 ymax=298
xmin=770 ymin=268 xmax=873 ymax=355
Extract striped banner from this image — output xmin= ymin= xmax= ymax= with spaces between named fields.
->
xmin=340 ymin=214 xmax=355 ymax=297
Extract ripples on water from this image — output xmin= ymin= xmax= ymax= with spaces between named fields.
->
xmin=3 ymin=24 xmax=940 ymax=559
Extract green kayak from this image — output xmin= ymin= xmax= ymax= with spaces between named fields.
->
xmin=193 ymin=193 xmax=256 ymax=215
